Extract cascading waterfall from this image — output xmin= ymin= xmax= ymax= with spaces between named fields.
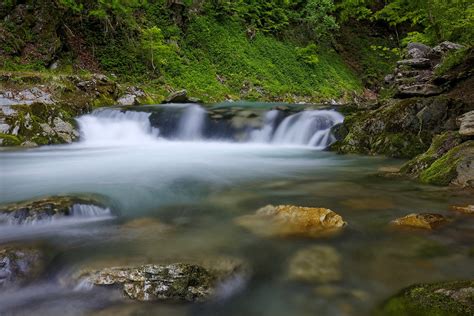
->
xmin=76 ymin=105 xmax=343 ymax=148
xmin=257 ymin=110 xmax=344 ymax=148
xmin=176 ymin=104 xmax=207 ymax=140
xmin=77 ymin=108 xmax=160 ymax=145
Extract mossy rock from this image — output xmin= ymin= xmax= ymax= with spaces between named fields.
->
xmin=419 ymin=140 xmax=474 ymax=187
xmin=375 ymin=280 xmax=474 ymax=316
xmin=401 ymin=131 xmax=463 ymax=176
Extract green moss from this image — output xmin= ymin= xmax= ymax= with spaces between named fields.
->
xmin=0 ymin=133 xmax=22 ymax=146
xmin=419 ymin=141 xmax=472 ymax=185
xmin=375 ymin=280 xmax=474 ymax=316
xmin=435 ymin=47 xmax=470 ymax=77
xmin=400 ymin=132 xmax=463 ymax=175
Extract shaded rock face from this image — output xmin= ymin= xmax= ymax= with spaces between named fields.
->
xmin=0 ymin=246 xmax=46 ymax=289
xmin=390 ymin=213 xmax=448 ymax=230
xmin=288 ymin=245 xmax=341 ymax=283
xmin=332 ymin=96 xmax=468 ymax=158
xmin=0 ymin=195 xmax=111 ymax=225
xmin=235 ymin=205 xmax=346 ymax=238
xmin=376 ymin=280 xmax=474 ymax=316
xmin=75 ymin=261 xmax=245 ymax=302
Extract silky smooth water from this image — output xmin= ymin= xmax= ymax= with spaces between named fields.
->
xmin=0 ymin=104 xmax=473 ymax=316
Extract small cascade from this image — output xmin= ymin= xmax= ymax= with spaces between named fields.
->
xmin=71 ymin=204 xmax=112 ymax=218
xmin=76 ymin=105 xmax=343 ymax=149
xmin=251 ymin=110 xmax=343 ymax=148
xmin=176 ymin=104 xmax=207 ymax=140
xmin=76 ymin=109 xmax=159 ymax=145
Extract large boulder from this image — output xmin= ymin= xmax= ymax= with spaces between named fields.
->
xmin=235 ymin=204 xmax=347 ymax=238
xmin=287 ymin=245 xmax=341 ymax=283
xmin=418 ymin=140 xmax=474 ymax=187
xmin=376 ymin=280 xmax=474 ymax=316
xmin=73 ymin=259 xmax=247 ymax=302
xmin=433 ymin=41 xmax=465 ymax=56
xmin=397 ymin=58 xmax=432 ymax=69
xmin=0 ymin=195 xmax=112 ymax=225
xmin=0 ymin=245 xmax=47 ymax=289
xmin=406 ymin=43 xmax=433 ymax=59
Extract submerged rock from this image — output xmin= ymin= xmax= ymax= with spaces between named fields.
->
xmin=235 ymin=205 xmax=346 ymax=238
xmin=0 ymin=195 xmax=111 ymax=225
xmin=74 ymin=260 xmax=246 ymax=302
xmin=450 ymin=205 xmax=474 ymax=215
xmin=390 ymin=213 xmax=448 ymax=230
xmin=0 ymin=245 xmax=47 ymax=289
xmin=376 ymin=280 xmax=474 ymax=316
xmin=288 ymin=245 xmax=341 ymax=283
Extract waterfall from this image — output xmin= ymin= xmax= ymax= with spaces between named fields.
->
xmin=76 ymin=109 xmax=160 ymax=145
xmin=176 ymin=104 xmax=207 ymax=140
xmin=262 ymin=110 xmax=344 ymax=148
xmin=76 ymin=105 xmax=343 ymax=149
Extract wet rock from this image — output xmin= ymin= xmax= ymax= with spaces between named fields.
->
xmin=400 ymin=132 xmax=463 ymax=177
xmin=0 ymin=245 xmax=46 ymax=289
xmin=457 ymin=110 xmax=474 ymax=137
xmin=450 ymin=205 xmax=474 ymax=215
xmin=288 ymin=245 xmax=341 ymax=283
xmin=376 ymin=280 xmax=474 ymax=316
xmin=419 ymin=140 xmax=474 ymax=188
xmin=390 ymin=213 xmax=448 ymax=230
xmin=0 ymin=195 xmax=111 ymax=225
xmin=75 ymin=260 xmax=246 ymax=302
xmin=406 ymin=43 xmax=433 ymax=59
xmin=164 ymin=90 xmax=189 ymax=104
xmin=235 ymin=205 xmax=347 ymax=238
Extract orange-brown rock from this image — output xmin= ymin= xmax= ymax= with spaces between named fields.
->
xmin=450 ymin=205 xmax=474 ymax=215
xmin=235 ymin=205 xmax=347 ymax=238
xmin=390 ymin=213 xmax=448 ymax=229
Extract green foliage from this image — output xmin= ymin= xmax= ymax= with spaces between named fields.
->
xmin=338 ymin=0 xmax=474 ymax=45
xmin=296 ymin=44 xmax=320 ymax=65
xmin=434 ymin=47 xmax=470 ymax=76
xmin=301 ymin=0 xmax=338 ymax=39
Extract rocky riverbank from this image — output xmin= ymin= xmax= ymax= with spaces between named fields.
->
xmin=331 ymin=42 xmax=473 ymax=189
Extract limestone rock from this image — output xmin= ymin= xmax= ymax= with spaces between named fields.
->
xmin=457 ymin=111 xmax=474 ymax=137
xmin=74 ymin=260 xmax=246 ymax=302
xmin=0 ymin=245 xmax=46 ymax=289
xmin=235 ymin=204 xmax=347 ymax=238
xmin=390 ymin=213 xmax=448 ymax=229
xmin=450 ymin=205 xmax=474 ymax=215
xmin=0 ymin=195 xmax=111 ymax=225
xmin=288 ymin=245 xmax=341 ymax=283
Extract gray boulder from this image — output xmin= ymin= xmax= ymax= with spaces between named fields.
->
xmin=406 ymin=43 xmax=433 ymax=59
xmin=433 ymin=41 xmax=465 ymax=55
xmin=164 ymin=90 xmax=189 ymax=104
xmin=397 ymin=58 xmax=432 ymax=69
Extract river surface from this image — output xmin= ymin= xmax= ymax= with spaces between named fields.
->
xmin=0 ymin=103 xmax=473 ymax=315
